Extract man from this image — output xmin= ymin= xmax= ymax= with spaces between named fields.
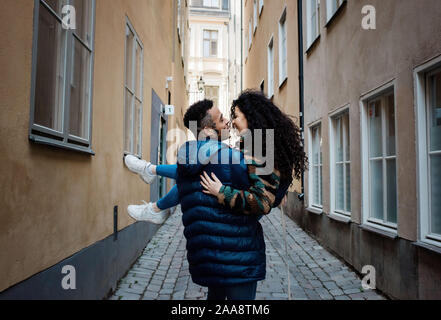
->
xmin=123 ymin=100 xmax=229 ymax=223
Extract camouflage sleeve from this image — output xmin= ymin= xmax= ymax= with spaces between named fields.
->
xmin=217 ymin=161 xmax=281 ymax=215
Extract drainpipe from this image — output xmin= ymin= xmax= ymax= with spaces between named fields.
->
xmin=297 ymin=0 xmax=305 ymax=201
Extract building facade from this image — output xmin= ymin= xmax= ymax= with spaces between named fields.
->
xmin=0 ymin=0 xmax=188 ymax=299
xmin=243 ymin=0 xmax=302 ymax=193
xmin=297 ymin=0 xmax=441 ymax=299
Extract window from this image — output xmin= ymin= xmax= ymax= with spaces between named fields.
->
xmin=222 ymin=0 xmax=229 ymax=11
xmin=205 ymin=86 xmax=219 ymax=109
xmin=361 ymin=88 xmax=397 ymax=230
xmin=29 ymin=0 xmax=96 ymax=154
xmin=306 ymin=0 xmax=320 ymax=49
xmin=248 ymin=20 xmax=252 ymax=49
xmin=177 ymin=0 xmax=182 ymax=40
xmin=326 ymin=0 xmax=345 ymax=23
xmin=253 ymin=0 xmax=258 ymax=33
xmin=259 ymin=0 xmax=264 ymax=15
xmin=415 ymin=58 xmax=441 ymax=247
xmin=278 ymin=8 xmax=287 ymax=86
xmin=426 ymin=70 xmax=441 ymax=237
xmin=309 ymin=124 xmax=323 ymax=209
xmin=203 ymin=0 xmax=220 ymax=8
xmin=124 ymin=20 xmax=144 ymax=157
xmin=203 ymin=30 xmax=218 ymax=57
xmin=267 ymin=37 xmax=274 ymax=98
xmin=330 ymin=111 xmax=351 ymax=217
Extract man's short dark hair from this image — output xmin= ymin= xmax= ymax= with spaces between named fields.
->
xmin=184 ymin=99 xmax=215 ymax=131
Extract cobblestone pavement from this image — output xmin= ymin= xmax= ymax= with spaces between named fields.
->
xmin=108 ymin=206 xmax=387 ymax=300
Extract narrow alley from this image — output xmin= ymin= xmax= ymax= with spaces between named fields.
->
xmin=109 ymin=208 xmax=386 ymax=300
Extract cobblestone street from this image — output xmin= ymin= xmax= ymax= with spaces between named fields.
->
xmin=109 ymin=207 xmax=387 ymax=300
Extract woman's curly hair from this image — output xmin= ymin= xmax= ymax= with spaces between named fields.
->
xmin=231 ymin=90 xmax=308 ymax=186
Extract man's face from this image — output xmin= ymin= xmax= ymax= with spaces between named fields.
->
xmin=207 ymin=106 xmax=229 ymax=137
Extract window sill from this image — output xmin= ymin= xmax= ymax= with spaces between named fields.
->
xmin=324 ymin=0 xmax=347 ymax=29
xmin=279 ymin=76 xmax=287 ymax=89
xmin=412 ymin=241 xmax=441 ymax=256
xmin=306 ymin=206 xmax=323 ymax=215
xmin=29 ymin=134 xmax=95 ymax=155
xmin=328 ymin=213 xmax=351 ymax=224
xmin=305 ymin=35 xmax=320 ymax=55
xmin=359 ymin=224 xmax=398 ymax=240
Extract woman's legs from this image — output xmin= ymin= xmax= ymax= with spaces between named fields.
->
xmin=156 ymin=185 xmax=179 ymax=210
xmin=154 ymin=164 xmax=178 ymax=180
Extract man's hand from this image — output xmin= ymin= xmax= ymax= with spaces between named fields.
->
xmin=200 ymin=171 xmax=223 ymax=196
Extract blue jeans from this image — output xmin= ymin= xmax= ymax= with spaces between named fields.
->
xmin=156 ymin=165 xmax=180 ymax=210
xmin=207 ymin=281 xmax=257 ymax=300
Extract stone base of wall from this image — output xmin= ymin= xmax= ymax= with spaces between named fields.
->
xmin=285 ymin=192 xmax=441 ymax=300
xmin=0 ymin=221 xmax=160 ymax=300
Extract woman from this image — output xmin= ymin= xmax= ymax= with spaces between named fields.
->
xmin=200 ymin=89 xmax=307 ymax=217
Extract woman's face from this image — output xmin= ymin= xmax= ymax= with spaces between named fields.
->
xmin=232 ymin=106 xmax=248 ymax=134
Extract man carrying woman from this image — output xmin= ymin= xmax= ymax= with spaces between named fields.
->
xmin=124 ymin=90 xmax=307 ymax=300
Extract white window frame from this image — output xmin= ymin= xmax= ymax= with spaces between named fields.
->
xmin=329 ymin=106 xmax=351 ymax=218
xmin=29 ymin=0 xmax=96 ymax=154
xmin=267 ymin=35 xmax=274 ymax=98
xmin=259 ymin=0 xmax=264 ymax=15
xmin=253 ymin=0 xmax=258 ymax=34
xmin=278 ymin=7 xmax=287 ymax=86
xmin=360 ymin=80 xmax=398 ymax=233
xmin=414 ymin=55 xmax=441 ymax=247
xmin=306 ymin=0 xmax=320 ymax=50
xmin=249 ymin=19 xmax=252 ymax=49
xmin=203 ymin=29 xmax=218 ymax=58
xmin=308 ymin=121 xmax=323 ymax=212
xmin=326 ymin=0 xmax=345 ymax=23
xmin=124 ymin=19 xmax=144 ymax=158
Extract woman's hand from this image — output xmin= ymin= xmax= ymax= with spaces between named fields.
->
xmin=200 ymin=171 xmax=223 ymax=196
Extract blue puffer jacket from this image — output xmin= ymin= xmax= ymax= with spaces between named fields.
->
xmin=176 ymin=139 xmax=289 ymax=287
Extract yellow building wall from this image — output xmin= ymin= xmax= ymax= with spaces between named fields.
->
xmin=0 ymin=0 xmax=187 ymax=292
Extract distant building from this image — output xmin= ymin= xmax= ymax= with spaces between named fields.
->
xmin=188 ymin=0 xmax=240 ymax=119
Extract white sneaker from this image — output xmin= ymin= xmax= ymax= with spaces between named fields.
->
xmin=127 ymin=201 xmax=169 ymax=225
xmin=124 ymin=155 xmax=156 ymax=184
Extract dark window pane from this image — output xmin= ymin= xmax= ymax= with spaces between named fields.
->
xmin=430 ymin=72 xmax=441 ymax=151
xmin=69 ymin=38 xmax=91 ymax=139
xmin=34 ymin=3 xmax=66 ymax=132
xmin=42 ymin=0 xmax=67 ymax=17
xmin=431 ymin=154 xmax=441 ymax=234
xmin=386 ymin=159 xmax=397 ymax=223
xmin=71 ymin=0 xmax=93 ymax=47
xmin=125 ymin=27 xmax=134 ymax=89
xmin=124 ymin=89 xmax=133 ymax=152
xmin=222 ymin=0 xmax=229 ymax=10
